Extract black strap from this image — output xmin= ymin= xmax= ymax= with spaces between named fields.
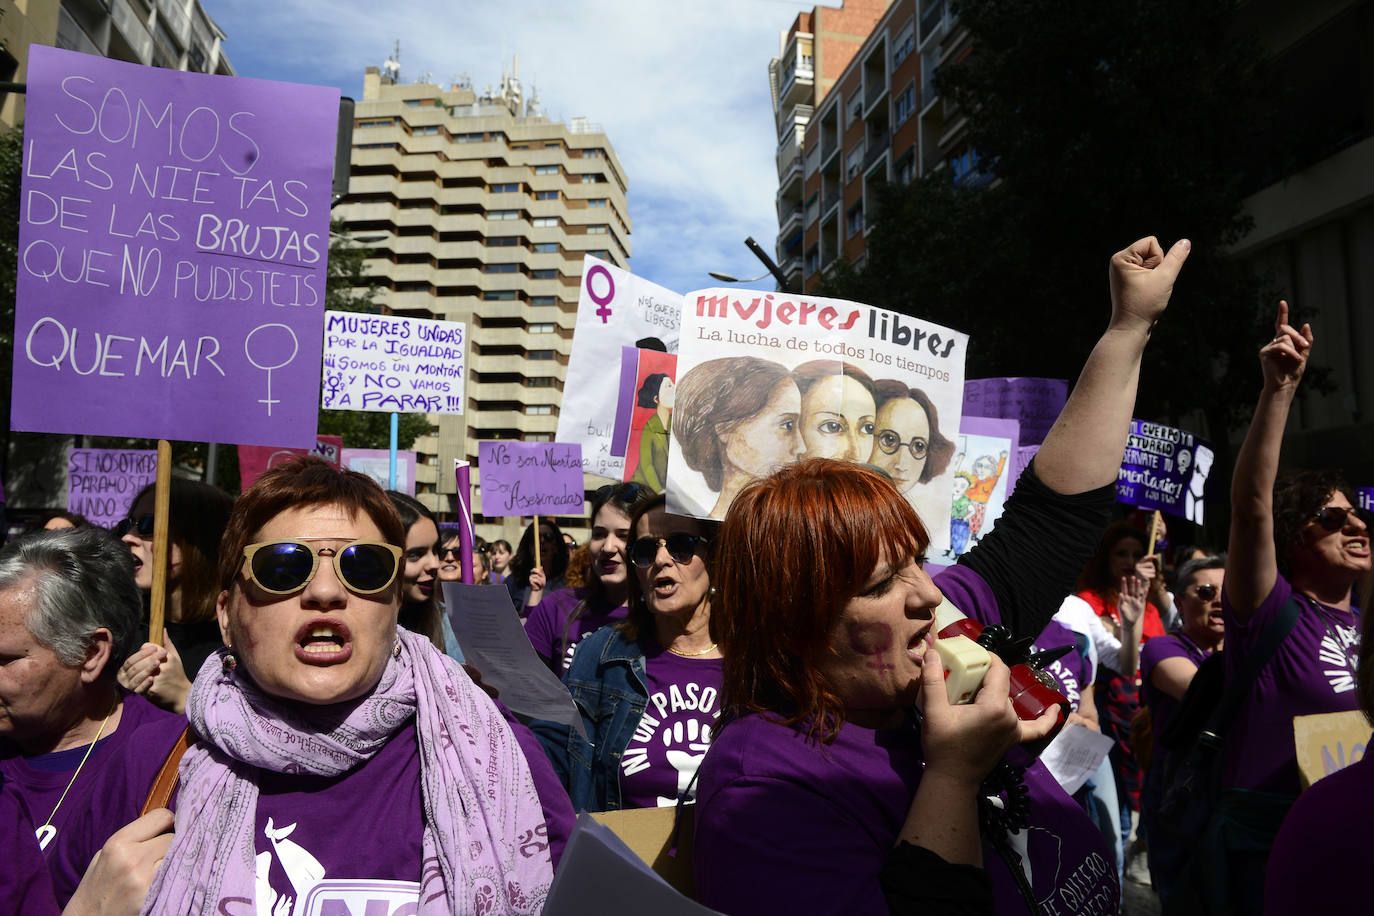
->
xmin=1200 ymin=595 xmax=1302 ymax=742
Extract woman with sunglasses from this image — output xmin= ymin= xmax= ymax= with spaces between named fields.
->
xmin=535 ymin=492 xmax=722 ymax=812
xmin=1197 ymin=301 xmax=1369 ymax=911
xmin=116 ymin=478 xmax=234 ymax=714
xmin=524 ymin=483 xmax=657 ymax=675
xmin=693 ymin=236 xmax=1190 ymax=915
xmin=867 ymin=380 xmax=956 ymax=496
xmin=140 ymin=456 xmax=555 ymax=913
xmin=383 ymin=491 xmax=447 ymax=652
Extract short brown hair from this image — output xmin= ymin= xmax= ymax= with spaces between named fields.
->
xmin=217 ymin=456 xmax=406 ymax=598
xmin=714 ymin=459 xmax=928 ymax=742
xmin=673 ymin=357 xmax=794 ymax=491
xmin=871 ymin=380 xmax=956 ymax=483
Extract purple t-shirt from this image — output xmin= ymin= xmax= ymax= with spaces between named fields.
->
xmin=0 ymin=691 xmax=186 ymax=907
xmin=524 ymin=586 xmax=628 ymax=675
xmin=0 ymin=788 xmax=60 ymax=915
xmin=695 ymin=564 xmax=1119 ymax=915
xmin=619 ymin=644 xmax=723 ymax=809
xmin=1222 ymin=574 xmax=1360 ymax=794
xmin=1264 ymin=748 xmax=1374 ymax=913
xmin=1033 ymin=619 xmax=1092 ymax=712
xmin=1140 ymin=632 xmax=1211 ymax=744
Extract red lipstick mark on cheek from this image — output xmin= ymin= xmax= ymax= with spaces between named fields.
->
xmin=847 ymin=622 xmax=896 ymax=671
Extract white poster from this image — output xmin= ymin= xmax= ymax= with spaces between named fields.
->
xmin=666 ymin=289 xmax=968 ymax=552
xmin=556 ymin=257 xmax=682 ymax=480
xmin=320 ymin=312 xmax=466 ymax=414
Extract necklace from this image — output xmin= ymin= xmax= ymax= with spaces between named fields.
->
xmin=34 ymin=709 xmax=114 ymax=851
xmin=667 ymin=642 xmax=718 ymax=658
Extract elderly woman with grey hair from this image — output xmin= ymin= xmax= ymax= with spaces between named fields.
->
xmin=0 ymin=527 xmax=188 ymax=909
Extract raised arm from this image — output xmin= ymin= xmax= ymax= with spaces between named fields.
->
xmin=1035 ymin=237 xmax=1191 ymax=495
xmin=1226 ymin=301 xmax=1313 ymax=621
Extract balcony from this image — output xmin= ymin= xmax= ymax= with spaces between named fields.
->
xmin=777 ymin=204 xmax=803 ymax=240
xmin=112 ymin=0 xmax=154 ymax=62
xmin=864 ymin=132 xmax=891 ymax=170
xmin=774 ymin=53 xmax=816 ymax=112
xmin=918 ymin=0 xmax=948 ymax=50
xmin=777 ymin=155 xmax=803 ymax=198
xmin=822 ymin=191 xmax=841 ymax=216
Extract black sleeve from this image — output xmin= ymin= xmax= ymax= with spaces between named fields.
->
xmin=956 ymin=459 xmax=1115 ymax=639
xmin=881 ymin=842 xmax=994 ymax=916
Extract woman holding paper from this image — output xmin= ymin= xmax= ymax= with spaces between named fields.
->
xmin=140 ymin=456 xmax=555 ymax=914
xmin=693 ymin=236 xmax=1190 ymax=915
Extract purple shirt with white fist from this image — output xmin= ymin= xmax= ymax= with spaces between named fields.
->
xmin=618 ymin=646 xmax=723 ymax=809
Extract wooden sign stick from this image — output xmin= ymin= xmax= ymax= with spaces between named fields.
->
xmin=1146 ymin=510 xmax=1162 ymax=557
xmin=147 ymin=439 xmax=173 ymax=646
xmin=533 ymin=514 xmax=542 ymax=572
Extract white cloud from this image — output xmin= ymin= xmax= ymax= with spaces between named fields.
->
xmin=212 ymin=0 xmax=792 ymax=294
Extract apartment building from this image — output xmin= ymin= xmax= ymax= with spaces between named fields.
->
xmin=0 ymin=0 xmax=234 ymax=128
xmin=333 ymin=65 xmax=632 ymax=539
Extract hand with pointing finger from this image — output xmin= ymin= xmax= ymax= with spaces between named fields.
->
xmin=1260 ymin=299 xmax=1313 ymax=394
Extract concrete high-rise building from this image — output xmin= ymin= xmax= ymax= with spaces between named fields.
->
xmin=333 ymin=63 xmax=631 ymax=540
xmin=0 ymin=0 xmax=235 ymax=129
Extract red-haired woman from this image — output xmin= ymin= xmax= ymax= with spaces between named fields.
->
xmin=694 ymin=236 xmax=1190 ymax=915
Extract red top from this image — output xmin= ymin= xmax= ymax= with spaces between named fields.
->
xmin=1075 ymin=588 xmax=1166 ymax=642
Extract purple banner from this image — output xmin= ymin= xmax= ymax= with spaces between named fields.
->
xmin=11 ymin=46 xmax=338 ymax=447
xmin=1117 ymin=420 xmax=1216 ymax=524
xmin=478 ymin=441 xmax=584 ymax=517
xmin=962 ymin=378 xmax=1068 ymax=446
xmin=67 ymin=447 xmax=156 ymax=527
xmin=1358 ymin=487 xmax=1374 ymax=513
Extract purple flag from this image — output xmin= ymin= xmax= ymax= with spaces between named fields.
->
xmin=12 ymin=46 xmax=337 ymax=447
xmin=478 ymin=441 xmax=584 ymax=517
xmin=962 ymin=378 xmax=1068 ymax=446
xmin=1117 ymin=420 xmax=1216 ymax=524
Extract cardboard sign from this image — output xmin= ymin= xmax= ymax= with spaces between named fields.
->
xmin=477 ymin=441 xmax=583 ymax=517
xmin=237 ymin=434 xmax=342 ymax=490
xmin=66 ymin=448 xmax=156 ymax=526
xmin=666 ymin=288 xmax=967 ymax=551
xmin=556 ymin=257 xmax=682 ymax=480
xmin=342 ymin=447 xmax=416 ymax=496
xmin=616 ymin=349 xmax=678 ymax=488
xmin=962 ymin=377 xmax=1067 ymax=446
xmin=320 ymin=311 xmax=465 ymax=414
xmin=1117 ymin=420 xmax=1216 ymax=523
xmin=937 ymin=417 xmax=1018 ymax=562
xmin=1294 ymin=709 xmax=1371 ymax=790
xmin=11 ymin=46 xmax=337 ymax=447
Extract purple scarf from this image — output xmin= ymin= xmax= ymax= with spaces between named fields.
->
xmin=141 ymin=628 xmax=552 ymax=914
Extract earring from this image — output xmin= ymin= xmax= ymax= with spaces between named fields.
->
xmin=222 ymin=651 xmax=238 ymax=673
xmin=392 ymin=639 xmax=402 ymax=658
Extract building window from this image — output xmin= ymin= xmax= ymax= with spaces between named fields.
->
xmin=411 ymin=125 xmax=439 ymax=136
xmin=526 ymin=404 xmax=554 ymax=415
xmin=580 ymin=173 xmax=604 ymax=183
xmin=535 ymin=190 xmax=559 ymax=200
xmin=587 ymin=250 xmax=610 ymax=259
xmin=531 ymin=269 xmax=557 ymax=279
xmin=530 ymin=295 xmax=557 ymax=306
xmin=457 ymin=132 xmax=486 ymax=142
xmin=484 ymin=263 xmax=520 ymax=273
xmin=358 ymin=119 xmax=395 ymax=129
xmin=805 ymin=245 xmax=820 ymax=274
xmin=487 ymin=236 xmax=519 ymax=247
xmin=532 ymin=242 xmax=558 ymax=253
xmin=951 ymin=148 xmax=982 ymax=184
xmin=534 ymin=164 xmax=559 ymax=175
xmin=586 ymin=225 xmax=608 ymax=235
xmin=892 ymin=26 xmax=915 ymax=67
xmin=488 ymin=210 xmax=520 ymax=220
xmin=894 ymin=83 xmax=917 ymax=126
xmin=583 ymin=148 xmax=604 ymax=158
xmin=527 ymin=376 xmax=555 ymax=387
xmin=848 ymin=97 xmax=863 ymax=127
xmin=511 ymin=143 xmax=530 ymax=150
xmin=587 ymin=198 xmax=608 ymax=208
xmin=846 ymin=146 xmax=865 ymax=182
xmin=528 ymin=349 xmax=555 ymax=360
xmin=525 ymin=433 xmax=553 ymax=441
xmin=532 ymin=217 xmax=559 ymax=227
xmin=483 ymin=290 xmax=517 ymax=301
xmin=490 ymin=182 xmax=520 ymax=193
xmin=895 ymin=151 xmax=917 ymax=185
xmin=846 ymin=202 xmax=864 ymax=238
xmin=528 ymin=323 xmax=555 ymax=334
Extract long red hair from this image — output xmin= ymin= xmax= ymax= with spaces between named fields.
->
xmin=715 ymin=458 xmax=928 ymax=741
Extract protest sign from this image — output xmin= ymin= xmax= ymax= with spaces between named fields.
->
xmin=667 ymin=288 xmax=968 ymax=551
xmin=937 ymin=417 xmax=1018 ymax=563
xmin=556 ymin=257 xmax=682 ymax=480
xmin=1358 ymin=487 xmax=1373 ymax=513
xmin=320 ymin=311 xmax=465 ymax=414
xmin=1117 ymin=420 xmax=1216 ymax=523
xmin=962 ymin=377 xmax=1067 ymax=446
xmin=614 ymin=349 xmax=678 ymax=488
xmin=237 ymin=434 xmax=342 ymax=490
xmin=1294 ymin=710 xmax=1371 ymax=790
xmin=342 ymin=447 xmax=416 ymax=496
xmin=477 ymin=441 xmax=584 ymax=517
xmin=66 ymin=448 xmax=156 ymax=526
xmin=11 ymin=46 xmax=337 ymax=447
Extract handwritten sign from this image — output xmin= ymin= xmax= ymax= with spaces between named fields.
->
xmin=962 ymin=378 xmax=1067 ymax=446
xmin=10 ymin=46 xmax=337 ymax=447
xmin=556 ymin=257 xmax=682 ymax=480
xmin=477 ymin=441 xmax=584 ymax=516
xmin=1117 ymin=419 xmax=1215 ymax=523
xmin=1358 ymin=487 xmax=1374 ymax=513
xmin=342 ymin=448 xmax=417 ymax=496
xmin=237 ymin=434 xmax=342 ymax=490
xmin=66 ymin=447 xmax=156 ymax=526
xmin=1294 ymin=710 xmax=1371 ymax=790
xmin=320 ymin=311 xmax=465 ymax=414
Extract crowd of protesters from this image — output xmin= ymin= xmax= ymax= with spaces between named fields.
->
xmin=1 ymin=236 xmax=1367 ymax=915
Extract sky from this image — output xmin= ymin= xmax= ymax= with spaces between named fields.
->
xmin=209 ymin=0 xmax=802 ymax=295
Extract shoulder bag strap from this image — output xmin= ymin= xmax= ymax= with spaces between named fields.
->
xmin=1201 ymin=595 xmax=1303 ymax=742
xmin=140 ymin=726 xmax=194 ymax=815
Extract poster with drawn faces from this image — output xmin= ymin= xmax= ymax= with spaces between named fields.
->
xmin=667 ymin=288 xmax=968 ymax=553
xmin=935 ymin=417 xmax=1020 ymax=564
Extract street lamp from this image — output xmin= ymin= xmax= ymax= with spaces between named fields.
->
xmin=707 ymin=236 xmax=796 ymax=293
xmin=708 ymin=269 xmax=772 ymax=284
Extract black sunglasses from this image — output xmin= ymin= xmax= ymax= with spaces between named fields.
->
xmin=242 ymin=539 xmax=403 ymax=596
xmin=1191 ymin=584 xmax=1219 ymax=602
xmin=113 ymin=514 xmax=155 ymax=538
xmin=1310 ymin=506 xmax=1368 ymax=532
xmin=630 ymin=532 xmax=708 ymax=569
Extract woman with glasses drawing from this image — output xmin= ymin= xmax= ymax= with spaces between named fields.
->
xmin=535 ymin=492 xmax=722 ymax=812
xmin=115 ymin=478 xmax=234 ymax=714
xmin=867 ymin=380 xmax=956 ymax=497
xmin=139 ymin=456 xmax=555 ymax=914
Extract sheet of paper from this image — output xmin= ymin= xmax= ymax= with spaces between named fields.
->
xmin=1040 ymin=723 xmax=1115 ymax=796
xmin=543 ymin=814 xmax=724 ymax=916
xmin=443 ymin=582 xmax=585 ymax=740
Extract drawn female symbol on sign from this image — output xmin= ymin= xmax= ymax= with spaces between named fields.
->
xmin=586 ymin=264 xmax=615 ymax=324
xmin=244 ymin=323 xmax=299 ymax=417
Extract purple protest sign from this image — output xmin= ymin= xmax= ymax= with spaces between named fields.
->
xmin=11 ymin=46 xmax=337 ymax=447
xmin=1358 ymin=488 xmax=1374 ymax=514
xmin=1117 ymin=419 xmax=1216 ymax=524
xmin=478 ymin=441 xmax=584 ymax=517
xmin=962 ymin=378 xmax=1068 ymax=446
xmin=67 ymin=448 xmax=157 ymax=527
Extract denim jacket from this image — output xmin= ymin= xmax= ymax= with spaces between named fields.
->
xmin=531 ymin=624 xmax=647 ymax=812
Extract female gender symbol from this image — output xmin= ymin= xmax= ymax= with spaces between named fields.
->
xmin=244 ymin=323 xmax=299 ymax=417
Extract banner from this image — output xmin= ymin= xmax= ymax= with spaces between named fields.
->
xmin=66 ymin=448 xmax=157 ymax=526
xmin=11 ymin=46 xmax=337 ymax=447
xmin=1117 ymin=420 xmax=1215 ymax=523
xmin=478 ymin=441 xmax=584 ymax=517
xmin=1358 ymin=487 xmax=1373 ymax=513
xmin=962 ymin=377 xmax=1067 ymax=446
xmin=556 ymin=257 xmax=682 ymax=480
xmin=237 ymin=434 xmax=342 ymax=490
xmin=936 ymin=417 xmax=1018 ymax=563
xmin=320 ymin=311 xmax=465 ymax=414
xmin=342 ymin=447 xmax=416 ymax=496
xmin=666 ymin=288 xmax=968 ymax=551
